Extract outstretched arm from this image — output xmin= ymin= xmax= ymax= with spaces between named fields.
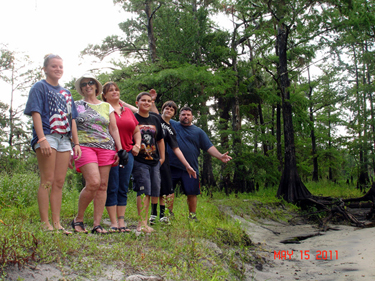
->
xmin=207 ymin=146 xmax=232 ymax=163
xmin=119 ymin=99 xmax=138 ymax=113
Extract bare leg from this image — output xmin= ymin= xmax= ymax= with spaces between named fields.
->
xmin=50 ymin=151 xmax=70 ymax=230
xmin=117 ymin=206 xmax=127 ymax=228
xmin=187 ymin=195 xmax=197 ymax=214
xmin=137 ymin=195 xmax=153 ymax=233
xmin=74 ymin=163 xmax=101 ymax=230
xmin=92 ymin=165 xmax=111 ymax=232
xmin=36 ymin=149 xmax=57 ymax=231
xmin=106 ymin=205 xmax=117 ymax=228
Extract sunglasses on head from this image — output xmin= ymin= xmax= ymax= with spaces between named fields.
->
xmin=80 ymin=80 xmax=96 ymax=88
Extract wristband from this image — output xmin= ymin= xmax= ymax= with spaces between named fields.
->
xmin=73 ymin=144 xmax=80 ymax=148
xmin=134 ymin=144 xmax=140 ymax=149
xmin=37 ymin=137 xmax=46 ymax=143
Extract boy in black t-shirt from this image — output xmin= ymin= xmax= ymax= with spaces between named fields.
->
xmin=148 ymin=93 xmax=196 ymax=224
xmin=132 ymin=92 xmax=165 ymax=233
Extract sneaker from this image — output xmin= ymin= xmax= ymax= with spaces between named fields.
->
xmin=188 ymin=213 xmax=199 ymax=222
xmin=159 ymin=216 xmax=170 ymax=224
xmin=149 ymin=215 xmax=157 ymax=225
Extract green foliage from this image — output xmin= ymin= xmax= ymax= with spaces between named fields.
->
xmin=6 ymin=0 xmax=373 ymax=195
xmin=0 ymin=172 xmax=39 ymax=209
xmin=305 ymin=179 xmax=362 ymax=198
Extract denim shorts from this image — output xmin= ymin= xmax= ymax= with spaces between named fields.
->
xmin=132 ymin=161 xmax=161 ymax=197
xmin=106 ymin=153 xmax=134 ymax=207
xmin=34 ymin=133 xmax=71 ymax=152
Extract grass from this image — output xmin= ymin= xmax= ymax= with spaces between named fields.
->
xmin=0 ymin=172 xmax=365 ymax=280
xmin=0 ymin=172 xmax=256 ymax=280
xmin=305 ymin=180 xmax=363 ymax=198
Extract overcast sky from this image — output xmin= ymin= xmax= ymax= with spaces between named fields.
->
xmin=0 ymin=0 xmax=130 ymax=106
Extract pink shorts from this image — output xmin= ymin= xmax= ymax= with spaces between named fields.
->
xmin=75 ymin=146 xmax=116 ymax=173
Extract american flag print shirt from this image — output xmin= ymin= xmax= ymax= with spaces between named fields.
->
xmin=48 ymin=89 xmax=72 ymax=134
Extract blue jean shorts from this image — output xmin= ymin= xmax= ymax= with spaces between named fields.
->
xmin=132 ymin=161 xmax=161 ymax=197
xmin=171 ymin=166 xmax=200 ymax=195
xmin=106 ymin=153 xmax=134 ymax=207
xmin=34 ymin=133 xmax=71 ymax=152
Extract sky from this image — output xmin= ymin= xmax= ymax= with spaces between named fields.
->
xmin=0 ymin=0 xmax=130 ymax=106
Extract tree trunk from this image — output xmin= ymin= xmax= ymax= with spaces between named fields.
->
xmin=218 ymin=96 xmax=232 ymax=194
xmin=365 ymin=41 xmax=375 ymax=174
xmin=307 ymin=67 xmax=318 ymax=181
xmin=328 ymin=109 xmax=333 ymax=181
xmin=200 ymin=99 xmax=216 ymax=188
xmin=277 ymin=101 xmax=282 ymax=172
xmin=352 ymin=45 xmax=369 ymax=190
xmin=232 ymin=94 xmax=246 ymax=193
xmin=145 ymin=1 xmax=157 ymax=63
xmin=275 ymin=24 xmax=311 ymax=203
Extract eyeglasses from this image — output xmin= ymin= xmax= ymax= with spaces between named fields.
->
xmin=80 ymin=80 xmax=96 ymax=88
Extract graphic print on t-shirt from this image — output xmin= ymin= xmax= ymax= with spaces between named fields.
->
xmin=139 ymin=124 xmax=157 ymax=160
xmin=162 ymin=122 xmax=174 ymax=137
xmin=48 ymin=89 xmax=72 ymax=134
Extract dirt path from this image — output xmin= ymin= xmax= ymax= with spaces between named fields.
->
xmin=230 ymin=211 xmax=375 ymax=281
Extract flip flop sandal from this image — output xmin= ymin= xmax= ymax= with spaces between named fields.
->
xmin=91 ymin=225 xmax=108 ymax=235
xmin=71 ymin=220 xmax=88 ymax=233
xmin=119 ymin=227 xmax=131 ymax=232
xmin=109 ymin=227 xmax=119 ymax=233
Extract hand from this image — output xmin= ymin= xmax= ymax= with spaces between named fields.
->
xmin=220 ymin=152 xmax=232 ymax=163
xmin=149 ymin=89 xmax=157 ymax=101
xmin=132 ymin=144 xmax=140 ymax=156
xmin=68 ymin=154 xmax=74 ymax=169
xmin=159 ymin=158 xmax=165 ymax=166
xmin=74 ymin=145 xmax=82 ymax=161
xmin=186 ymin=166 xmax=197 ymax=179
xmin=40 ymin=140 xmax=52 ymax=157
xmin=117 ymin=149 xmax=129 ymax=168
xmin=113 ymin=154 xmax=120 ymax=166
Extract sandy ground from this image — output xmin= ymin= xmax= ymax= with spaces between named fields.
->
xmin=234 ymin=213 xmax=375 ymax=281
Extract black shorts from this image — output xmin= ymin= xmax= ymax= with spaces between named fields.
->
xmin=160 ymin=163 xmax=174 ymax=196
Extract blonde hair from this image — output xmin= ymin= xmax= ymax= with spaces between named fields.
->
xmin=43 ymin=54 xmax=62 ymax=68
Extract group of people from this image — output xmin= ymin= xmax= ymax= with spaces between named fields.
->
xmin=24 ymin=54 xmax=232 ymax=235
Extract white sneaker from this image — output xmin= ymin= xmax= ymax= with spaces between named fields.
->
xmin=149 ymin=215 xmax=157 ymax=225
xmin=159 ymin=216 xmax=170 ymax=224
